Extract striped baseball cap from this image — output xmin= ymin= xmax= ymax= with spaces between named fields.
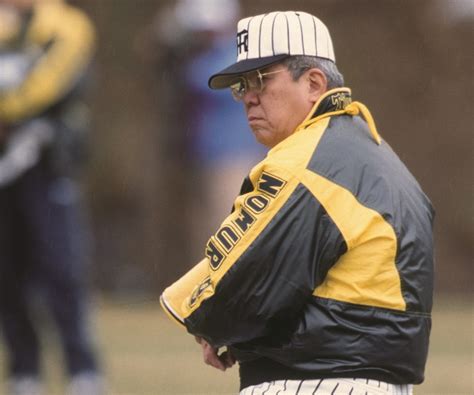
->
xmin=209 ymin=11 xmax=335 ymax=89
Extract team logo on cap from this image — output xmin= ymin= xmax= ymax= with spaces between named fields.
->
xmin=236 ymin=29 xmax=249 ymax=54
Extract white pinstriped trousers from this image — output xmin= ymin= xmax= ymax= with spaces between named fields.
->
xmin=239 ymin=379 xmax=413 ymax=395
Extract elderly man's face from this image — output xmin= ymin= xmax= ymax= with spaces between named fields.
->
xmin=241 ymin=64 xmax=316 ymax=148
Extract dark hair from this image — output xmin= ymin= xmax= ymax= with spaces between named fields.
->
xmin=282 ymin=56 xmax=344 ymax=89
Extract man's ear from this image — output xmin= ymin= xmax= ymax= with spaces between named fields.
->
xmin=307 ymin=68 xmax=328 ymax=103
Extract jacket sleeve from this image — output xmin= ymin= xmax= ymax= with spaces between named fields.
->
xmin=0 ymin=3 xmax=95 ymax=123
xmin=160 ymin=162 xmax=347 ymax=347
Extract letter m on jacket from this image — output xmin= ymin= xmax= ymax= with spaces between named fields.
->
xmin=258 ymin=172 xmax=286 ymax=197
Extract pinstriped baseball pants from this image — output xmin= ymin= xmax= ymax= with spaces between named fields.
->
xmin=239 ymin=379 xmax=413 ymax=395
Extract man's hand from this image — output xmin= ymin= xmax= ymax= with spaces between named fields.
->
xmin=195 ymin=336 xmax=236 ymax=371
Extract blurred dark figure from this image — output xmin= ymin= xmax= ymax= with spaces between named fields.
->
xmin=146 ymin=0 xmax=265 ymax=270
xmin=0 ymin=0 xmax=103 ymax=394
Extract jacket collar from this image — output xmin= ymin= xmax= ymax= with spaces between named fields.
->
xmin=297 ymin=87 xmax=382 ymax=145
xmin=269 ymin=87 xmax=381 ymax=155
xmin=305 ymin=87 xmax=352 ymax=122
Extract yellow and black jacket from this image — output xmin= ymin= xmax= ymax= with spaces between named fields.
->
xmin=161 ymin=88 xmax=434 ymax=388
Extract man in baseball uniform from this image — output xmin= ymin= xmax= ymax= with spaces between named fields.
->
xmin=161 ymin=10 xmax=434 ymax=395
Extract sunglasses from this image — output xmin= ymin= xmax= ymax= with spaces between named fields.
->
xmin=230 ymin=68 xmax=286 ymax=101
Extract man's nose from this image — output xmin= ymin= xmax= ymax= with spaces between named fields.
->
xmin=243 ymin=89 xmax=259 ymax=106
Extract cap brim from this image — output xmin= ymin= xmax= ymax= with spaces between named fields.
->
xmin=208 ymin=54 xmax=290 ymax=89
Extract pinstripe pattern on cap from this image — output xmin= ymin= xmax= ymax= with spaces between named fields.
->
xmin=237 ymin=11 xmax=334 ymax=61
xmin=209 ymin=11 xmax=335 ymax=89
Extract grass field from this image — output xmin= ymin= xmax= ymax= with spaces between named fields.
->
xmin=0 ymin=294 xmax=472 ymax=395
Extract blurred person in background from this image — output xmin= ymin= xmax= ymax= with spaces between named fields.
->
xmin=175 ymin=0 xmax=266 ymax=260
xmin=146 ymin=0 xmax=265 ymax=264
xmin=0 ymin=0 xmax=103 ymax=394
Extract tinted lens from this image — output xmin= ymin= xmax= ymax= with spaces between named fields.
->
xmin=229 ymin=72 xmax=265 ymax=101
xmin=255 ymin=70 xmax=264 ymax=92
xmin=246 ymin=71 xmax=263 ymax=92
xmin=230 ymin=78 xmax=247 ymax=101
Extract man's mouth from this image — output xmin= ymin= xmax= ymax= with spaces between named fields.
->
xmin=248 ymin=116 xmax=261 ymax=122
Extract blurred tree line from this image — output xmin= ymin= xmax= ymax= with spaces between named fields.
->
xmin=71 ymin=0 xmax=472 ymax=296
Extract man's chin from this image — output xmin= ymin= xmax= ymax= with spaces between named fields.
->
xmin=252 ymin=129 xmax=271 ymax=148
